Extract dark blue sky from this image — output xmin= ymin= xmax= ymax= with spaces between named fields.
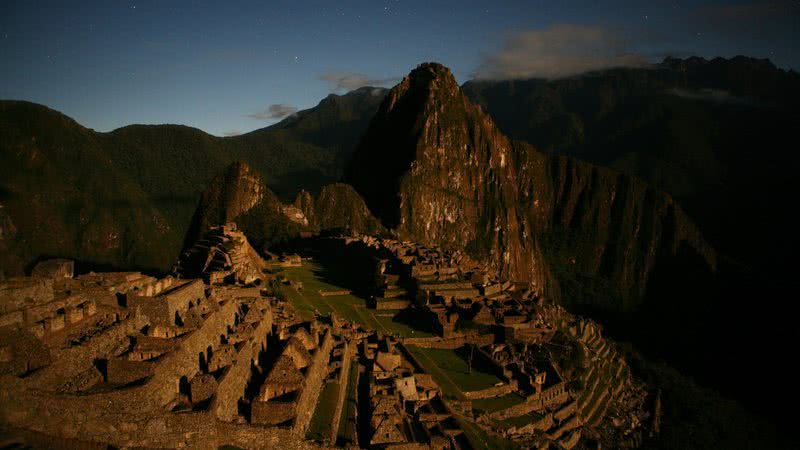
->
xmin=1 ymin=0 xmax=797 ymax=136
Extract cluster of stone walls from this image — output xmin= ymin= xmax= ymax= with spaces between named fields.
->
xmin=0 ymin=277 xmax=55 ymax=328
xmin=131 ymin=276 xmax=176 ymax=298
xmin=31 ymin=313 xmax=148 ymax=390
xmin=22 ymin=294 xmax=98 ymax=338
xmin=488 ymin=381 xmax=569 ymax=420
xmin=147 ymin=300 xmax=239 ymax=406
xmin=213 ymin=304 xmax=273 ymax=422
xmin=129 ymin=279 xmax=204 ymax=326
xmin=292 ymin=330 xmax=334 ymax=435
xmin=0 ymin=277 xmax=53 ymax=312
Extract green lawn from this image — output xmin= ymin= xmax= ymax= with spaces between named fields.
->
xmin=337 ymin=362 xmax=360 ymax=443
xmin=373 ymin=314 xmax=434 ymax=338
xmin=455 ymin=414 xmax=519 ymax=450
xmin=306 ymin=381 xmax=340 ymax=442
xmin=471 ymin=393 xmax=526 ymax=413
xmin=281 ymin=261 xmax=432 ymax=338
xmin=405 ymin=346 xmax=505 ymax=398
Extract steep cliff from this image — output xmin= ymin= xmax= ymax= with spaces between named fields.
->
xmin=462 ymin=56 xmax=800 ymax=282
xmin=346 ymin=63 xmax=716 ymax=311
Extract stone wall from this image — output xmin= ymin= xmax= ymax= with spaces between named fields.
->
xmin=146 ymin=300 xmax=238 ymax=406
xmin=463 ymin=383 xmax=515 ymax=400
xmin=0 ymin=375 xmax=321 ymax=450
xmin=0 ymin=277 xmax=53 ymax=315
xmin=160 ymin=279 xmax=204 ymax=317
xmin=292 ymin=329 xmax=334 ymax=435
xmin=375 ymin=299 xmax=412 ymax=310
xmin=403 ymin=332 xmax=493 ymax=349
xmin=319 ymin=289 xmax=352 ymax=297
xmin=29 ymin=313 xmax=148 ymax=391
xmin=489 ymin=382 xmax=569 ymax=420
xmin=213 ymin=303 xmax=273 ymax=422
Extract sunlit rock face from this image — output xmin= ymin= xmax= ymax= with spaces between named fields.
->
xmin=191 ymin=161 xmax=264 ymax=233
xmin=346 ymin=62 xmax=716 ymax=310
xmin=311 ymin=183 xmax=384 ymax=235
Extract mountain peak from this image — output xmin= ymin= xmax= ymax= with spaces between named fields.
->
xmin=391 ymin=62 xmax=460 ymax=104
xmin=345 ymin=61 xmax=715 ymax=307
xmin=408 ymin=62 xmax=456 ymax=83
xmin=181 ymin=160 xmax=265 ymax=250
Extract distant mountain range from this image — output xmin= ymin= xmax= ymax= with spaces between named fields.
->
xmin=0 ymin=86 xmax=386 ymax=274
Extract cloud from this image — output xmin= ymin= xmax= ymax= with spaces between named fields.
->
xmin=474 ymin=24 xmax=648 ymax=80
xmin=318 ymin=72 xmax=398 ymax=91
xmin=246 ymin=104 xmax=298 ymax=121
xmin=223 ymin=130 xmax=242 ymax=137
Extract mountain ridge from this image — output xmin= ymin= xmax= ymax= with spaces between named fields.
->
xmin=0 ymin=87 xmax=387 ymax=275
xmin=346 ymin=62 xmax=716 ymax=311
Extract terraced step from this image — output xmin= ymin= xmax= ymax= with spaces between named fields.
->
xmin=580 ymin=366 xmax=595 ymax=385
xmin=546 ymin=415 xmax=581 ymax=440
xmin=582 ymin=385 xmax=610 ymax=424
xmin=613 ymin=362 xmax=626 ymax=380
xmin=577 ymin=373 xmax=601 ymax=412
xmin=597 ymin=341 xmax=611 ymax=359
xmin=585 ymin=330 xmax=599 ymax=347
xmin=588 ymin=389 xmax=613 ymax=427
xmin=554 ymin=400 xmax=577 ymax=422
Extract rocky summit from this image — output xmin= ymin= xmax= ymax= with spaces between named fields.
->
xmin=346 ymin=63 xmax=716 ymax=311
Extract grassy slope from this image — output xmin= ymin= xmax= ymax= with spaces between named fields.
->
xmin=306 ymin=381 xmax=340 ymax=442
xmin=404 ymin=346 xmax=503 ymax=398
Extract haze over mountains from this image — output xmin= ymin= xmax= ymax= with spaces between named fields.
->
xmin=1 ymin=56 xmax=798 ymax=445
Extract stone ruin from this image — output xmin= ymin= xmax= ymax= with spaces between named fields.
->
xmin=173 ymin=223 xmax=268 ymax=285
xmin=0 ymin=229 xmax=653 ymax=449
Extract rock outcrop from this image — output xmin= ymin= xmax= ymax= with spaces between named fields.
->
xmin=345 ymin=62 xmax=716 ymax=310
xmin=184 ymin=162 xmax=382 ymax=253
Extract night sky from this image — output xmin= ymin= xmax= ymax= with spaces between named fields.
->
xmin=1 ymin=1 xmax=797 ymax=136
